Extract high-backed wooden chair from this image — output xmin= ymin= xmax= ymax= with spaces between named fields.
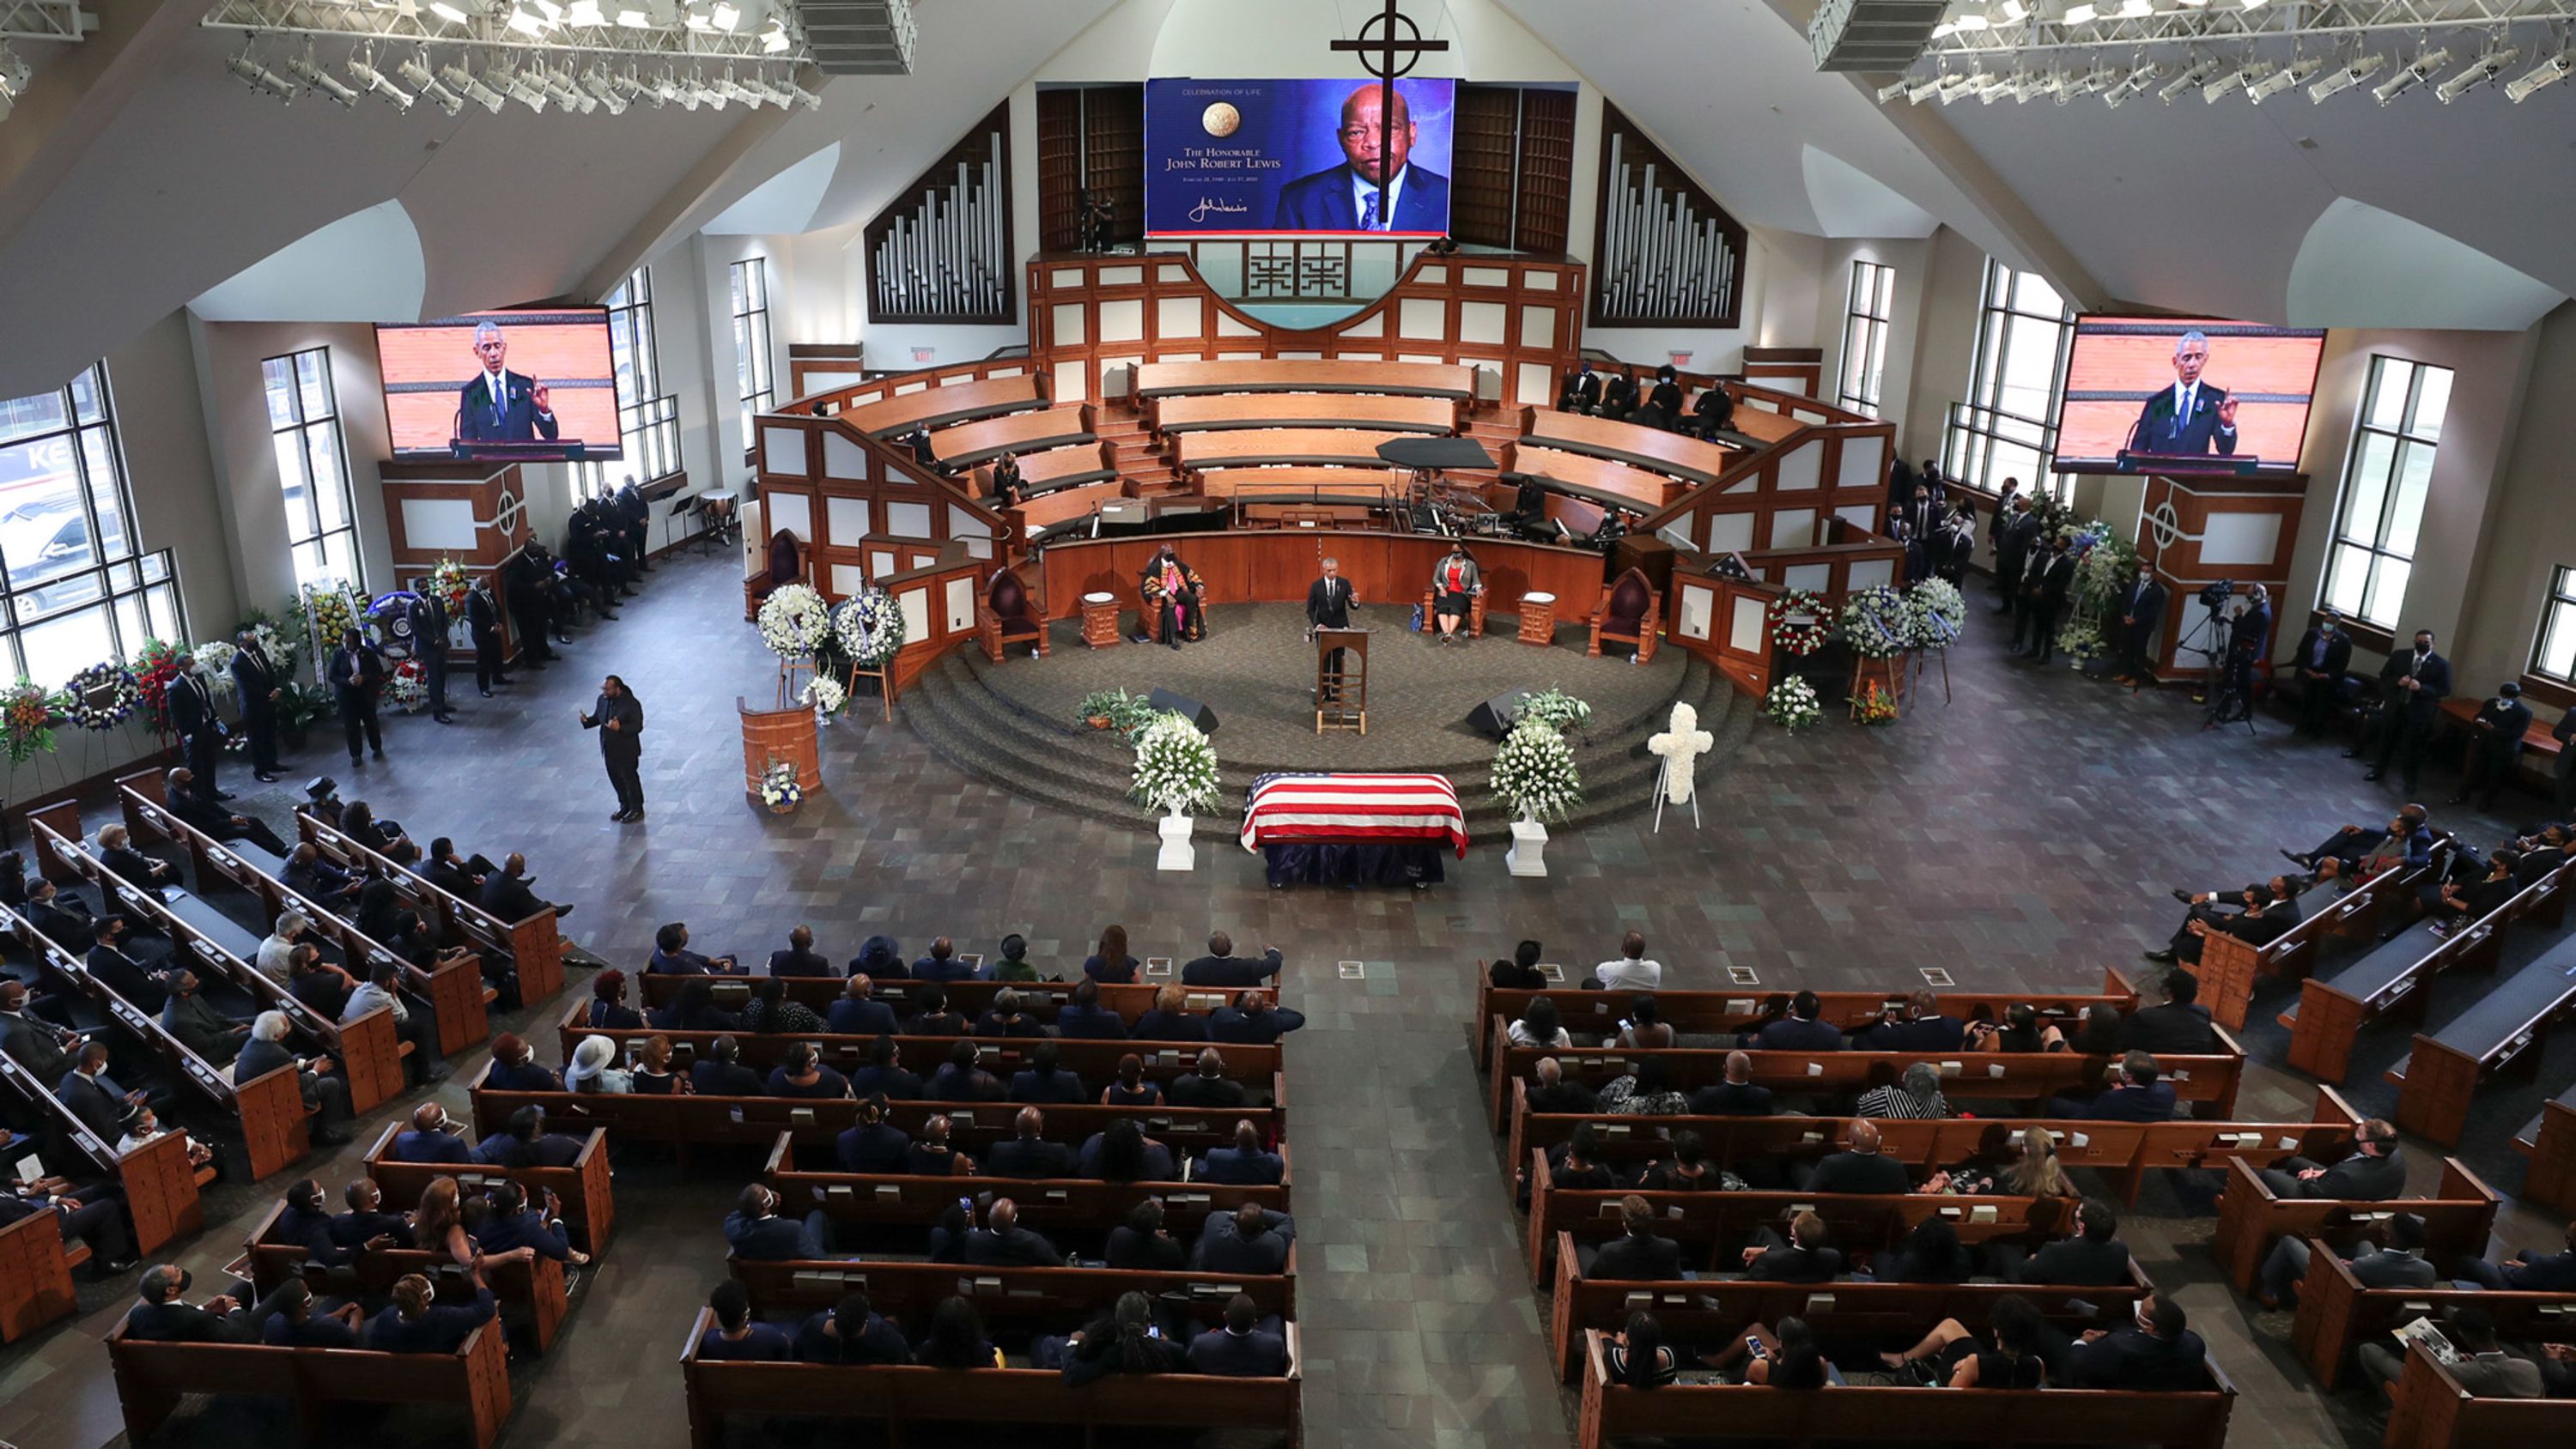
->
xmin=976 ymin=567 xmax=1048 ymax=662
xmin=1587 ymin=566 xmax=1661 ymax=663
xmin=743 ymin=529 xmax=806 ymax=620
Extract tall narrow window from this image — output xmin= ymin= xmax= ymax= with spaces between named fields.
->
xmin=574 ymin=267 xmax=683 ymax=500
xmin=1838 ymin=259 xmax=1895 ymax=416
xmin=0 ymin=364 xmax=185 ymax=688
xmin=2531 ymin=567 xmax=2576 ymax=686
xmin=732 ymin=258 xmax=775 ymax=444
xmin=1942 ymin=258 xmax=2073 ymax=498
xmin=264 ymin=349 xmax=361 ymax=588
xmin=2321 ymin=356 xmax=2452 ymax=630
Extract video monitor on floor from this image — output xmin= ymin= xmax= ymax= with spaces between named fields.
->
xmin=2052 ymin=317 xmax=2325 ymax=476
xmin=1144 ymin=77 xmax=1455 ymax=237
xmin=376 ymin=308 xmax=621 ymax=464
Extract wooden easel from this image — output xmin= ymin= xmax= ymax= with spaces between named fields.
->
xmin=1314 ymin=627 xmax=1369 ymax=734
xmin=844 ymin=662 xmax=893 ymax=722
xmin=1847 ymin=653 xmax=1906 ymax=721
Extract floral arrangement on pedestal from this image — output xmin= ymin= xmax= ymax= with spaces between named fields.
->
xmin=1766 ymin=588 xmax=1834 ymax=656
xmin=757 ymin=583 xmax=832 ymax=660
xmin=2053 ymin=618 xmax=2112 ymax=666
xmin=302 ymin=582 xmax=362 ymax=661
xmin=131 ymin=639 xmax=187 ymax=736
xmin=1516 ymin=687 xmax=1594 ymax=737
xmin=1492 ymin=715 xmax=1583 ymax=824
xmin=802 ymin=676 xmax=847 ymax=718
xmin=756 ymin=759 xmax=803 ymax=814
xmin=1765 ymin=676 xmax=1822 ymax=734
xmin=833 ymin=589 xmax=906 ymax=670
xmin=426 ymin=558 xmax=471 ymax=613
xmin=1903 ymin=578 xmax=1967 ymax=652
xmin=191 ymin=640 xmax=239 ymax=696
xmin=1131 ymin=712 xmax=1220 ymax=818
xmin=240 ymin=610 xmax=299 ymax=677
xmin=3 ymin=680 xmax=61 ymax=765
xmin=1848 ymin=679 xmax=1899 ymax=725
xmin=1839 ymin=584 xmax=1911 ymax=660
xmin=384 ymin=659 xmax=428 ymax=713
xmin=60 ymin=661 xmax=141 ymax=732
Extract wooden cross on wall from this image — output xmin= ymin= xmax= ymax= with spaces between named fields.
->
xmin=1329 ymin=0 xmax=1449 ymax=215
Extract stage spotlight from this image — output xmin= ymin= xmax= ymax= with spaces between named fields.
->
xmin=2307 ymin=52 xmax=2385 ymax=102
xmin=2370 ymin=47 xmax=2446 ymax=104
xmin=228 ymin=51 xmax=300 ymax=103
xmin=440 ymin=61 xmax=507 ymax=113
xmin=2247 ymin=53 xmax=2323 ymax=102
xmin=2434 ymin=45 xmax=2517 ymax=101
xmin=2505 ymin=50 xmax=2571 ymax=100
xmin=2158 ymin=57 xmax=2215 ymax=101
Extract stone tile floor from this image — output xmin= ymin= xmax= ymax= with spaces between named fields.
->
xmin=0 ymin=546 xmax=2558 ymax=1449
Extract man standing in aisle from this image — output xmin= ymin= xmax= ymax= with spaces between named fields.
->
xmin=167 ymin=651 xmax=229 ymax=803
xmin=418 ymin=590 xmax=456 ymax=725
xmin=326 ymin=627 xmax=386 ymax=767
xmin=230 ymin=627 xmax=284 ymax=783
xmin=580 ymin=674 xmax=646 ymax=823
xmin=2365 ymin=627 xmax=2450 ymax=790
xmin=466 ymin=575 xmax=507 ymax=697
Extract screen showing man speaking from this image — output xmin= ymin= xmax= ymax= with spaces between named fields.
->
xmin=2053 ymin=317 xmax=2325 ymax=476
xmin=1145 ymin=77 xmax=1455 ymax=237
xmin=375 ymin=308 xmax=621 ymax=462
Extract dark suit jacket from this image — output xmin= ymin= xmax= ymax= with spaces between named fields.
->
xmin=986 ymin=1137 xmax=1076 ymax=1179
xmin=1054 ymin=1005 xmax=1128 ymax=1040
xmin=458 ymin=369 xmax=560 ymax=443
xmin=2122 ymin=1003 xmax=2217 ymax=1055
xmin=168 ymin=674 xmax=220 ymax=743
xmin=1198 ymin=1146 xmax=1285 ymax=1186
xmin=963 ymin=1225 xmax=1062 ymax=1267
xmin=1742 ymin=1243 xmax=1844 ymax=1282
xmin=2289 ymin=1147 xmax=2407 ymax=1201
xmin=365 ymin=1285 xmax=498 ymax=1354
xmin=2127 ymin=384 xmax=2236 ymax=458
xmin=692 ymin=1060 xmax=763 ymax=1096
xmin=1188 ymin=1325 xmax=1290 ymax=1376
xmin=1687 ymin=1081 xmax=1774 ymax=1116
xmin=2490 ymin=1247 xmax=2576 ymax=1292
xmin=124 ymin=1299 xmax=257 ymax=1343
xmin=392 ymin=1128 xmax=477 ymax=1164
xmin=1559 ymin=371 xmax=1602 ymax=410
xmin=2071 ymin=1327 xmax=2208 ymax=1391
xmin=2380 ymin=649 xmax=2452 ymax=722
xmin=2020 ymin=1234 xmax=2135 ymax=1287
xmin=1211 ymin=1005 xmax=1306 ymax=1045
xmin=1269 ymin=162 xmax=1450 ymax=232
xmin=825 ymin=997 xmax=899 ymax=1035
xmin=2470 ymin=698 xmax=2536 ymax=756
xmin=1168 ymin=1073 xmax=1248 ymax=1110
xmin=2293 ymin=627 xmax=2354 ymax=681
xmin=2347 ymin=1244 xmax=2439 ymax=1288
xmin=835 ymin=1122 xmax=909 ymax=1173
xmin=480 ymin=872 xmax=547 ymax=922
xmin=55 ymin=1070 xmax=133 ymax=1143
xmin=2086 ymin=1082 xmax=2178 ymax=1122
xmin=1194 ymin=1210 xmax=1293 ymax=1274
xmin=1589 ymin=1231 xmax=1682 ymax=1281
xmin=1807 ymin=1152 xmax=1911 ymax=1195
xmin=724 ymin=1210 xmax=825 ymax=1261
xmin=231 ymin=643 xmax=280 ymax=715
xmin=1304 ymin=578 xmax=1353 ymax=631
xmin=1182 ymin=950 xmax=1283 ymax=988
xmin=1748 ymin=1016 xmax=1844 ymax=1052
xmin=2116 ymin=579 xmax=2168 ymax=640
xmin=1 ymin=1012 xmax=76 ymax=1081
xmin=91 ymin=947 xmax=167 ymax=1014
xmin=1009 ymin=1068 xmax=1086 ymax=1105
xmin=768 ymin=948 xmax=836 ymax=978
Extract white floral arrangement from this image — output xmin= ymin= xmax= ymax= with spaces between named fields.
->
xmin=1765 ymin=676 xmax=1823 ymax=733
xmin=1130 ymin=712 xmax=1219 ymax=816
xmin=1904 ymin=577 xmax=1966 ymax=652
xmin=756 ymin=583 xmax=831 ymax=659
xmin=802 ymin=676 xmax=847 ymax=718
xmin=1838 ymin=584 xmax=1911 ymax=659
xmin=756 ymin=760 xmax=803 ymax=810
xmin=1492 ymin=716 xmax=1583 ymax=824
xmin=1517 ymin=686 xmax=1593 ymax=736
xmin=191 ymin=640 xmax=239 ymax=695
xmin=833 ymin=589 xmax=907 ymax=670
xmin=2055 ymin=616 xmax=2111 ymax=664
xmin=248 ymin=621 xmax=297 ymax=674
xmin=1766 ymin=588 xmax=1834 ymax=657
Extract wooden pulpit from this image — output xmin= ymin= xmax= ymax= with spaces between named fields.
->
xmin=1315 ymin=627 xmax=1369 ymax=735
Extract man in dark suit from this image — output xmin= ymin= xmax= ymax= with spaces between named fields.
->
xmin=1558 ymin=361 xmax=1601 ymax=415
xmin=1198 ymin=1120 xmax=1285 ymax=1186
xmin=827 ymin=976 xmax=899 ymax=1036
xmin=795 ymin=1291 xmax=909 ymax=1366
xmin=1210 ymin=992 xmax=1308 ymax=1045
xmin=457 ymin=321 xmax=561 ymax=445
xmin=580 ymin=673 xmax=646 ymax=823
xmin=1741 ymin=1210 xmax=1844 ymax=1282
xmin=2122 ymin=971 xmax=2218 ymax=1052
xmin=2258 ymin=1210 xmax=2435 ymax=1308
xmin=2214 ymin=583 xmax=2272 ymax=722
xmin=1183 ymin=931 xmax=1285 ymax=989
xmin=1589 ymin=1197 xmax=1683 ymax=1280
xmin=2289 ymin=609 xmax=2355 ymax=737
xmin=1195 ymin=1203 xmax=1295 ymax=1274
xmin=1993 ymin=495 xmax=2038 ymax=614
xmin=56 ymin=1040 xmax=146 ymax=1143
xmin=2368 ymin=627 xmax=2451 ymax=791
xmin=2017 ymin=535 xmax=2075 ymax=661
xmin=2111 ymin=564 xmax=2168 ymax=686
xmin=1528 ymin=1057 xmax=1600 ymax=1115
xmin=162 ymin=972 xmax=249 ymax=1064
xmin=2014 ymin=1198 xmax=2135 ymax=1286
xmin=2455 ymin=1219 xmax=2576 ymax=1292
xmin=768 ymin=924 xmax=835 ymax=978
xmin=123 ymin=1264 xmax=295 ymax=1342
xmin=1798 ymin=1122 xmax=1911 ymax=1194
xmin=1746 ymin=991 xmax=1844 ymax=1052
xmin=963 ymin=1197 xmax=1062 ymax=1267
xmin=1009 ymin=1044 xmax=1088 ymax=1104
xmin=1852 ymin=991 xmax=1965 ymax=1052
xmin=96 ymin=824 xmax=175 ymax=900
xmin=1269 ymin=85 xmax=1450 ymax=233
xmin=1052 ymin=979 xmax=1127 ymax=1040
xmin=87 ymin=919 xmax=168 ymax=1015
xmin=2054 ymin=1051 xmax=2178 ymax=1122
xmin=923 ymin=1040 xmax=1005 ymax=1102
xmin=2072 ymin=1294 xmax=2208 ymax=1390
xmin=325 ymin=627 xmax=386 ymax=767
xmin=724 ymin=1183 xmax=831 ymax=1261
xmin=330 ymin=1179 xmax=414 ymax=1250
xmin=236 ymin=1010 xmax=351 ymax=1145
xmin=475 ymin=1105 xmax=584 ymax=1169
xmin=1986 ymin=482 xmax=2020 ymax=593
xmin=2124 ymin=330 xmax=2238 ymax=462
xmin=986 ymin=1107 xmax=1077 ymax=1179
xmin=482 ymin=852 xmax=571 ymax=922
xmin=2147 ymin=881 xmax=2300 ymax=968
xmin=3 ymin=1175 xmax=134 ymax=1274
xmin=166 ymin=653 xmax=228 ymax=803
xmin=1897 ymin=483 xmax=1938 ymax=549
xmin=1188 ymin=1293 xmax=1290 ymax=1376
xmin=691 ymin=1036 xmax=764 ymax=1096
xmin=221 ymin=629 xmax=282 ymax=782
xmin=1933 ymin=507 xmax=1978 ymax=587
xmin=416 ymin=590 xmax=455 ymax=724
xmin=1304 ymin=557 xmax=1358 ymax=703
xmin=1168 ymin=1048 xmax=1249 ymax=1109
xmin=25 ymin=879 xmax=100 ymax=953
xmin=392 ymin=1103 xmax=478 ymax=1164
xmin=465 ymin=576 xmax=507 ymax=695
xmin=1686 ymin=1052 xmax=1773 ymax=1116
xmin=2257 ymin=1118 xmax=2405 ymax=1198
xmin=2452 ymin=682 xmax=2535 ymax=809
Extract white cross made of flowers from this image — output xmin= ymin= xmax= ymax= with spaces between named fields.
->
xmin=1649 ymin=702 xmax=1714 ymax=805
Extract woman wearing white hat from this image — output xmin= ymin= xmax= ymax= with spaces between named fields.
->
xmin=564 ymin=1034 xmax=632 ymax=1094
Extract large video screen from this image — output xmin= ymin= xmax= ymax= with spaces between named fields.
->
xmin=2054 ymin=317 xmax=2325 ymax=476
xmin=376 ymin=308 xmax=620 ymax=462
xmin=1144 ymin=77 xmax=1455 ymax=237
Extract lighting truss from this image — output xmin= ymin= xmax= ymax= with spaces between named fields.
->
xmin=1915 ymin=0 xmax=2576 ymax=59
xmin=0 ymin=0 xmax=89 ymax=43
xmin=197 ymin=0 xmax=846 ymax=68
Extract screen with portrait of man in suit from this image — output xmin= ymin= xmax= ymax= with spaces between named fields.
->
xmin=376 ymin=308 xmax=622 ymax=462
xmin=1145 ymin=77 xmax=1455 ymax=237
xmin=2052 ymin=316 xmax=2325 ymax=477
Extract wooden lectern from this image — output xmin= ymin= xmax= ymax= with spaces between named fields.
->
xmin=1315 ymin=627 xmax=1369 ymax=735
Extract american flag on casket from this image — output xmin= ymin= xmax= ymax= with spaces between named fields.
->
xmin=1239 ymin=772 xmax=1470 ymax=858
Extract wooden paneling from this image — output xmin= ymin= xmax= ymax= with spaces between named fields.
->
xmin=1516 ymin=88 xmax=1576 ymax=256
xmin=1082 ymin=85 xmax=1145 ymax=250
xmin=1452 ymin=85 xmax=1520 ymax=250
xmin=1036 ymin=88 xmax=1082 ymax=252
xmin=2135 ymin=473 xmax=2306 ymax=675
xmin=1030 ymin=532 xmax=1608 ymax=628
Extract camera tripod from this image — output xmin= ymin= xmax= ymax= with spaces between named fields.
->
xmin=2182 ymin=607 xmax=2256 ymax=734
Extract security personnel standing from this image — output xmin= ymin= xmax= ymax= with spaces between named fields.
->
xmin=325 ymin=627 xmax=386 ymax=767
xmin=466 ymin=576 xmax=507 ymax=697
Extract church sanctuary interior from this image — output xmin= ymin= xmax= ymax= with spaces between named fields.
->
xmin=13 ymin=0 xmax=2576 ymax=1446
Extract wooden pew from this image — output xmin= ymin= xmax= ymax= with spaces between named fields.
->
xmin=840 ymin=373 xmax=1047 ymax=439
xmin=2385 ymin=1333 xmax=2576 ymax=1449
xmin=0 ymin=1052 xmax=203 ymax=1257
xmin=1007 ymin=477 xmax=1132 ymax=541
xmin=969 ymin=439 xmax=1117 ymax=498
xmin=635 ymin=973 xmax=1273 ymax=1023
xmin=245 ymin=1199 xmax=571 ymax=1355
xmin=2290 ymin=1237 xmax=2576 ymax=1389
xmin=1574 ymin=1327 xmax=2233 ymax=1449
xmin=1503 ymin=1077 xmax=2364 ymax=1208
xmin=291 ymin=807 xmax=567 ymax=1008
xmin=2282 ymin=855 xmax=2573 ymax=1083
xmin=728 ymin=1255 xmax=1293 ymax=1321
xmin=1134 ymin=357 xmax=1473 ymax=403
xmin=1546 ymin=1229 xmax=2149 ymax=1382
xmin=681 ymin=1306 xmax=1302 ymax=1449
xmin=2208 ymin=1153 xmax=2499 ymax=1295
xmin=1516 ymin=405 xmax=1741 ymax=486
xmin=0 ymin=1179 xmax=82 ymax=1342
xmin=1176 ymin=428 xmax=1409 ymax=476
xmin=1499 ymin=443 xmax=1686 ymax=514
xmin=2198 ymin=862 xmax=2427 ymax=1031
xmin=467 ymin=1065 xmax=1278 ymax=1168
xmin=71 ymin=802 xmax=405 ymax=1119
xmin=1487 ymin=1031 xmax=2246 ymax=1135
xmin=1154 ymin=391 xmax=1457 ymax=438
xmin=767 ymin=1131 xmax=1285 ymax=1240
xmin=362 ymin=1121 xmax=617 ymax=1253
xmin=1473 ymin=971 xmax=2145 ymax=1074
xmin=1188 ymin=467 xmax=1399 ymax=504
xmin=104 ymin=1311 xmax=511 ymax=1449
xmin=933 ymin=403 xmax=1095 ymax=469
xmin=2517 ymin=1086 xmax=2576 ymax=1216
xmin=2389 ymin=931 xmax=2576 ymax=1146
xmin=27 ymin=821 xmax=314 ymax=1181
xmin=1524 ymin=1151 xmax=2068 ymax=1286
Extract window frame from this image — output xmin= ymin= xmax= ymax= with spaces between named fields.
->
xmin=1838 ymin=259 xmax=1895 ymax=417
xmin=1941 ymin=258 xmax=2075 ymax=500
xmin=731 ymin=258 xmax=776 ymax=447
xmin=2319 ymin=355 xmax=2451 ymax=633
xmin=2526 ymin=565 xmax=2576 ymax=688
xmin=573 ymin=267 xmax=684 ymax=502
xmin=262 ymin=346 xmax=364 ymax=590
xmin=0 ymin=362 xmax=186 ymax=688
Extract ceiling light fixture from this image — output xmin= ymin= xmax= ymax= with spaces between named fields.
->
xmin=567 ymin=0 xmax=604 ymax=23
xmin=760 ymin=18 xmax=789 ymax=53
xmin=440 ymin=59 xmax=507 ymax=112
xmin=228 ymin=49 xmax=300 ymax=102
xmin=1936 ymin=69 xmax=1982 ymax=100
xmin=289 ymin=50 xmax=363 ymax=107
xmin=2063 ymin=3 xmax=2098 ymax=21
xmin=710 ymin=1 xmax=739 ymax=30
xmin=2104 ymin=58 xmax=2161 ymax=105
xmin=782 ymin=78 xmax=820 ymax=110
xmin=2197 ymin=58 xmax=2251 ymax=99
xmin=397 ymin=51 xmax=465 ymax=114
xmin=2247 ymin=53 xmax=2324 ymax=101
xmin=1875 ymin=76 xmax=1912 ymax=101
xmin=2158 ymin=55 xmax=2215 ymax=100
xmin=428 ymin=0 xmax=469 ymax=24
xmin=346 ymin=45 xmax=416 ymax=111
xmin=2371 ymin=46 xmax=2448 ymax=103
xmin=2505 ymin=49 xmax=2571 ymax=100
xmin=2307 ymin=52 xmax=2385 ymax=101
xmin=1905 ymin=71 xmax=1947 ymax=102
xmin=2434 ymin=45 xmax=2518 ymax=100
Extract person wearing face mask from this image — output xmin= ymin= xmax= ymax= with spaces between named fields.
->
xmin=2289 ymin=608 xmax=2354 ymax=737
xmin=2363 ymin=627 xmax=2451 ymax=790
xmin=1138 ymin=545 xmax=1206 ymax=649
xmin=2112 ymin=563 xmax=2168 ymax=687
xmin=2452 ymin=682 xmax=2535 ymax=810
xmin=2215 ymin=583 xmax=2272 ymax=723
xmin=1429 ymin=544 xmax=1480 ymax=646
